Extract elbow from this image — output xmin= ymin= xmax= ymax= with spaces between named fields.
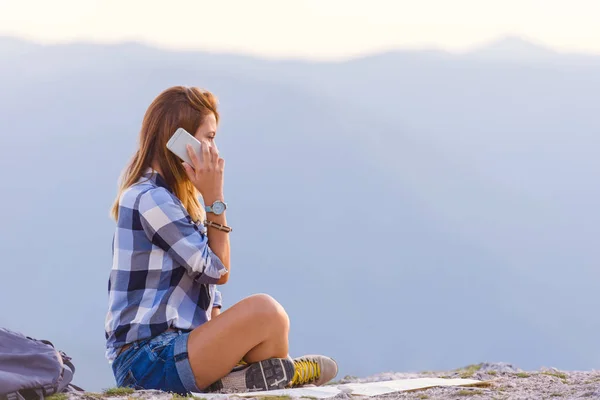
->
xmin=216 ymin=272 xmax=229 ymax=285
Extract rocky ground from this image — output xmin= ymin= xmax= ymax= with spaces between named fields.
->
xmin=334 ymin=363 xmax=600 ymax=399
xmin=60 ymin=363 xmax=600 ymax=400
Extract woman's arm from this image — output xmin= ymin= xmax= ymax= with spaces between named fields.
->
xmin=204 ymin=197 xmax=230 ymax=284
xmin=183 ymin=141 xmax=231 ymax=284
xmin=139 ymin=187 xmax=228 ymax=284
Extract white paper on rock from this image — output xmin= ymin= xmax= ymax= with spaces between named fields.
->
xmin=339 ymin=378 xmax=484 ymax=396
xmin=193 ymin=377 xmax=485 ymax=399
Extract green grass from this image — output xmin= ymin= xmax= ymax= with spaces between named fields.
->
xmin=103 ymin=387 xmax=135 ymax=396
xmin=542 ymin=371 xmax=568 ymax=380
xmin=515 ymin=372 xmax=531 ymax=378
xmin=458 ymin=364 xmax=483 ymax=379
xmin=454 ymin=389 xmax=483 ymax=397
xmin=47 ymin=395 xmax=69 ymax=400
xmin=417 ymin=394 xmax=430 ymax=399
xmin=550 ymin=393 xmax=563 ymax=397
xmin=171 ymin=395 xmax=206 ymax=400
xmin=487 ymin=371 xmax=497 ymax=376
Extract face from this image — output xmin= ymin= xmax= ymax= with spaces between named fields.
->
xmin=194 ymin=112 xmax=218 ymax=149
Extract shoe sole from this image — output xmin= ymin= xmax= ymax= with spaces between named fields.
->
xmin=208 ymin=357 xmax=295 ymax=392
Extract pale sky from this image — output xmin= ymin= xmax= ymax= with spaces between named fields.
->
xmin=1 ymin=0 xmax=599 ymax=60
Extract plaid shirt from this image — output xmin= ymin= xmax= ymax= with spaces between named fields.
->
xmin=105 ymin=170 xmax=227 ymax=361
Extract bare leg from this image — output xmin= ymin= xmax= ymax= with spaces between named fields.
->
xmin=187 ymin=293 xmax=290 ymax=389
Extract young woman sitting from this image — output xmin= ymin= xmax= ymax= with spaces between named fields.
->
xmin=105 ymin=86 xmax=338 ymax=394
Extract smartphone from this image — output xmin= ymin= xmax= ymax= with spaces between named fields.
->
xmin=166 ymin=127 xmax=201 ymax=166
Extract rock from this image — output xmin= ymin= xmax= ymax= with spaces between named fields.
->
xmin=478 ymin=362 xmax=521 ymax=374
xmin=540 ymin=366 xmax=561 ymax=373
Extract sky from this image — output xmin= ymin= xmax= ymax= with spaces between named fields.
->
xmin=1 ymin=0 xmax=599 ymax=60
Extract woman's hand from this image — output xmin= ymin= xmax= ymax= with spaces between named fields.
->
xmin=183 ymin=141 xmax=225 ymax=205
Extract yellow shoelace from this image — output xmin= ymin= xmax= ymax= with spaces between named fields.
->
xmin=291 ymin=359 xmax=321 ymax=386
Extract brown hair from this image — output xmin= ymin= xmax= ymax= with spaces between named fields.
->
xmin=110 ymin=86 xmax=219 ymax=222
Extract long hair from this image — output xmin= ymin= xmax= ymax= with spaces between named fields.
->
xmin=111 ymin=86 xmax=219 ymax=222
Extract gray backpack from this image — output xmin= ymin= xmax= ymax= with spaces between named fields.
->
xmin=0 ymin=328 xmax=83 ymax=400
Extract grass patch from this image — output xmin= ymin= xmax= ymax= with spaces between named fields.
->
xmin=470 ymin=382 xmax=493 ymax=388
xmin=104 ymin=387 xmax=135 ymax=396
xmin=172 ymin=395 xmax=206 ymax=400
xmin=550 ymin=394 xmax=563 ymax=397
xmin=487 ymin=371 xmax=497 ymax=376
xmin=47 ymin=395 xmax=69 ymax=400
xmin=515 ymin=372 xmax=530 ymax=378
xmin=542 ymin=371 xmax=568 ymax=380
xmin=585 ymin=377 xmax=600 ymax=384
xmin=417 ymin=395 xmax=430 ymax=399
xmin=454 ymin=389 xmax=483 ymax=397
xmin=457 ymin=364 xmax=482 ymax=379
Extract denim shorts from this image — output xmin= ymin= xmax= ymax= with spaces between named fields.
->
xmin=112 ymin=330 xmax=200 ymax=394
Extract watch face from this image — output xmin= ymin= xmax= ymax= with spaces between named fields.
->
xmin=212 ymin=201 xmax=226 ymax=214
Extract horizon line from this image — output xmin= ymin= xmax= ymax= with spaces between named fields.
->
xmin=2 ymin=33 xmax=600 ymax=62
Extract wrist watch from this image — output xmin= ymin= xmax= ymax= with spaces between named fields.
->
xmin=205 ymin=200 xmax=227 ymax=215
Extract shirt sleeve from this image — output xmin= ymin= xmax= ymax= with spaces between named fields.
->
xmin=213 ymin=289 xmax=223 ymax=309
xmin=138 ymin=187 xmax=228 ymax=284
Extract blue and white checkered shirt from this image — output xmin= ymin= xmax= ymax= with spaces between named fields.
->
xmin=105 ymin=170 xmax=227 ymax=362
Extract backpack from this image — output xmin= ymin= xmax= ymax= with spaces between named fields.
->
xmin=0 ymin=327 xmax=83 ymax=400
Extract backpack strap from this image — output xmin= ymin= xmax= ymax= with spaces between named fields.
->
xmin=65 ymin=383 xmax=85 ymax=392
xmin=35 ymin=389 xmax=46 ymax=400
xmin=61 ymin=352 xmax=75 ymax=374
xmin=6 ymin=393 xmax=26 ymax=400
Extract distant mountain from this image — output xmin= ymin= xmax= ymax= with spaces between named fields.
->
xmin=461 ymin=36 xmax=600 ymax=66
xmin=467 ymin=36 xmax=557 ymax=60
xmin=0 ymin=36 xmax=599 ymax=392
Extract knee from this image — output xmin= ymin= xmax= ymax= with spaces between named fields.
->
xmin=247 ymin=293 xmax=290 ymax=331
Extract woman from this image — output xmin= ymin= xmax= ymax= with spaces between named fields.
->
xmin=105 ymin=86 xmax=337 ymax=394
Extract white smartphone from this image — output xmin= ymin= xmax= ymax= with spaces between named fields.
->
xmin=166 ymin=127 xmax=201 ymax=166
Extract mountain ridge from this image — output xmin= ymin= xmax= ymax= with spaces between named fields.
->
xmin=3 ymin=34 xmax=600 ymax=64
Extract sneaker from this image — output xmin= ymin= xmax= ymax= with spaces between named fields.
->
xmin=289 ymin=355 xmax=338 ymax=387
xmin=207 ymin=357 xmax=295 ymax=392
